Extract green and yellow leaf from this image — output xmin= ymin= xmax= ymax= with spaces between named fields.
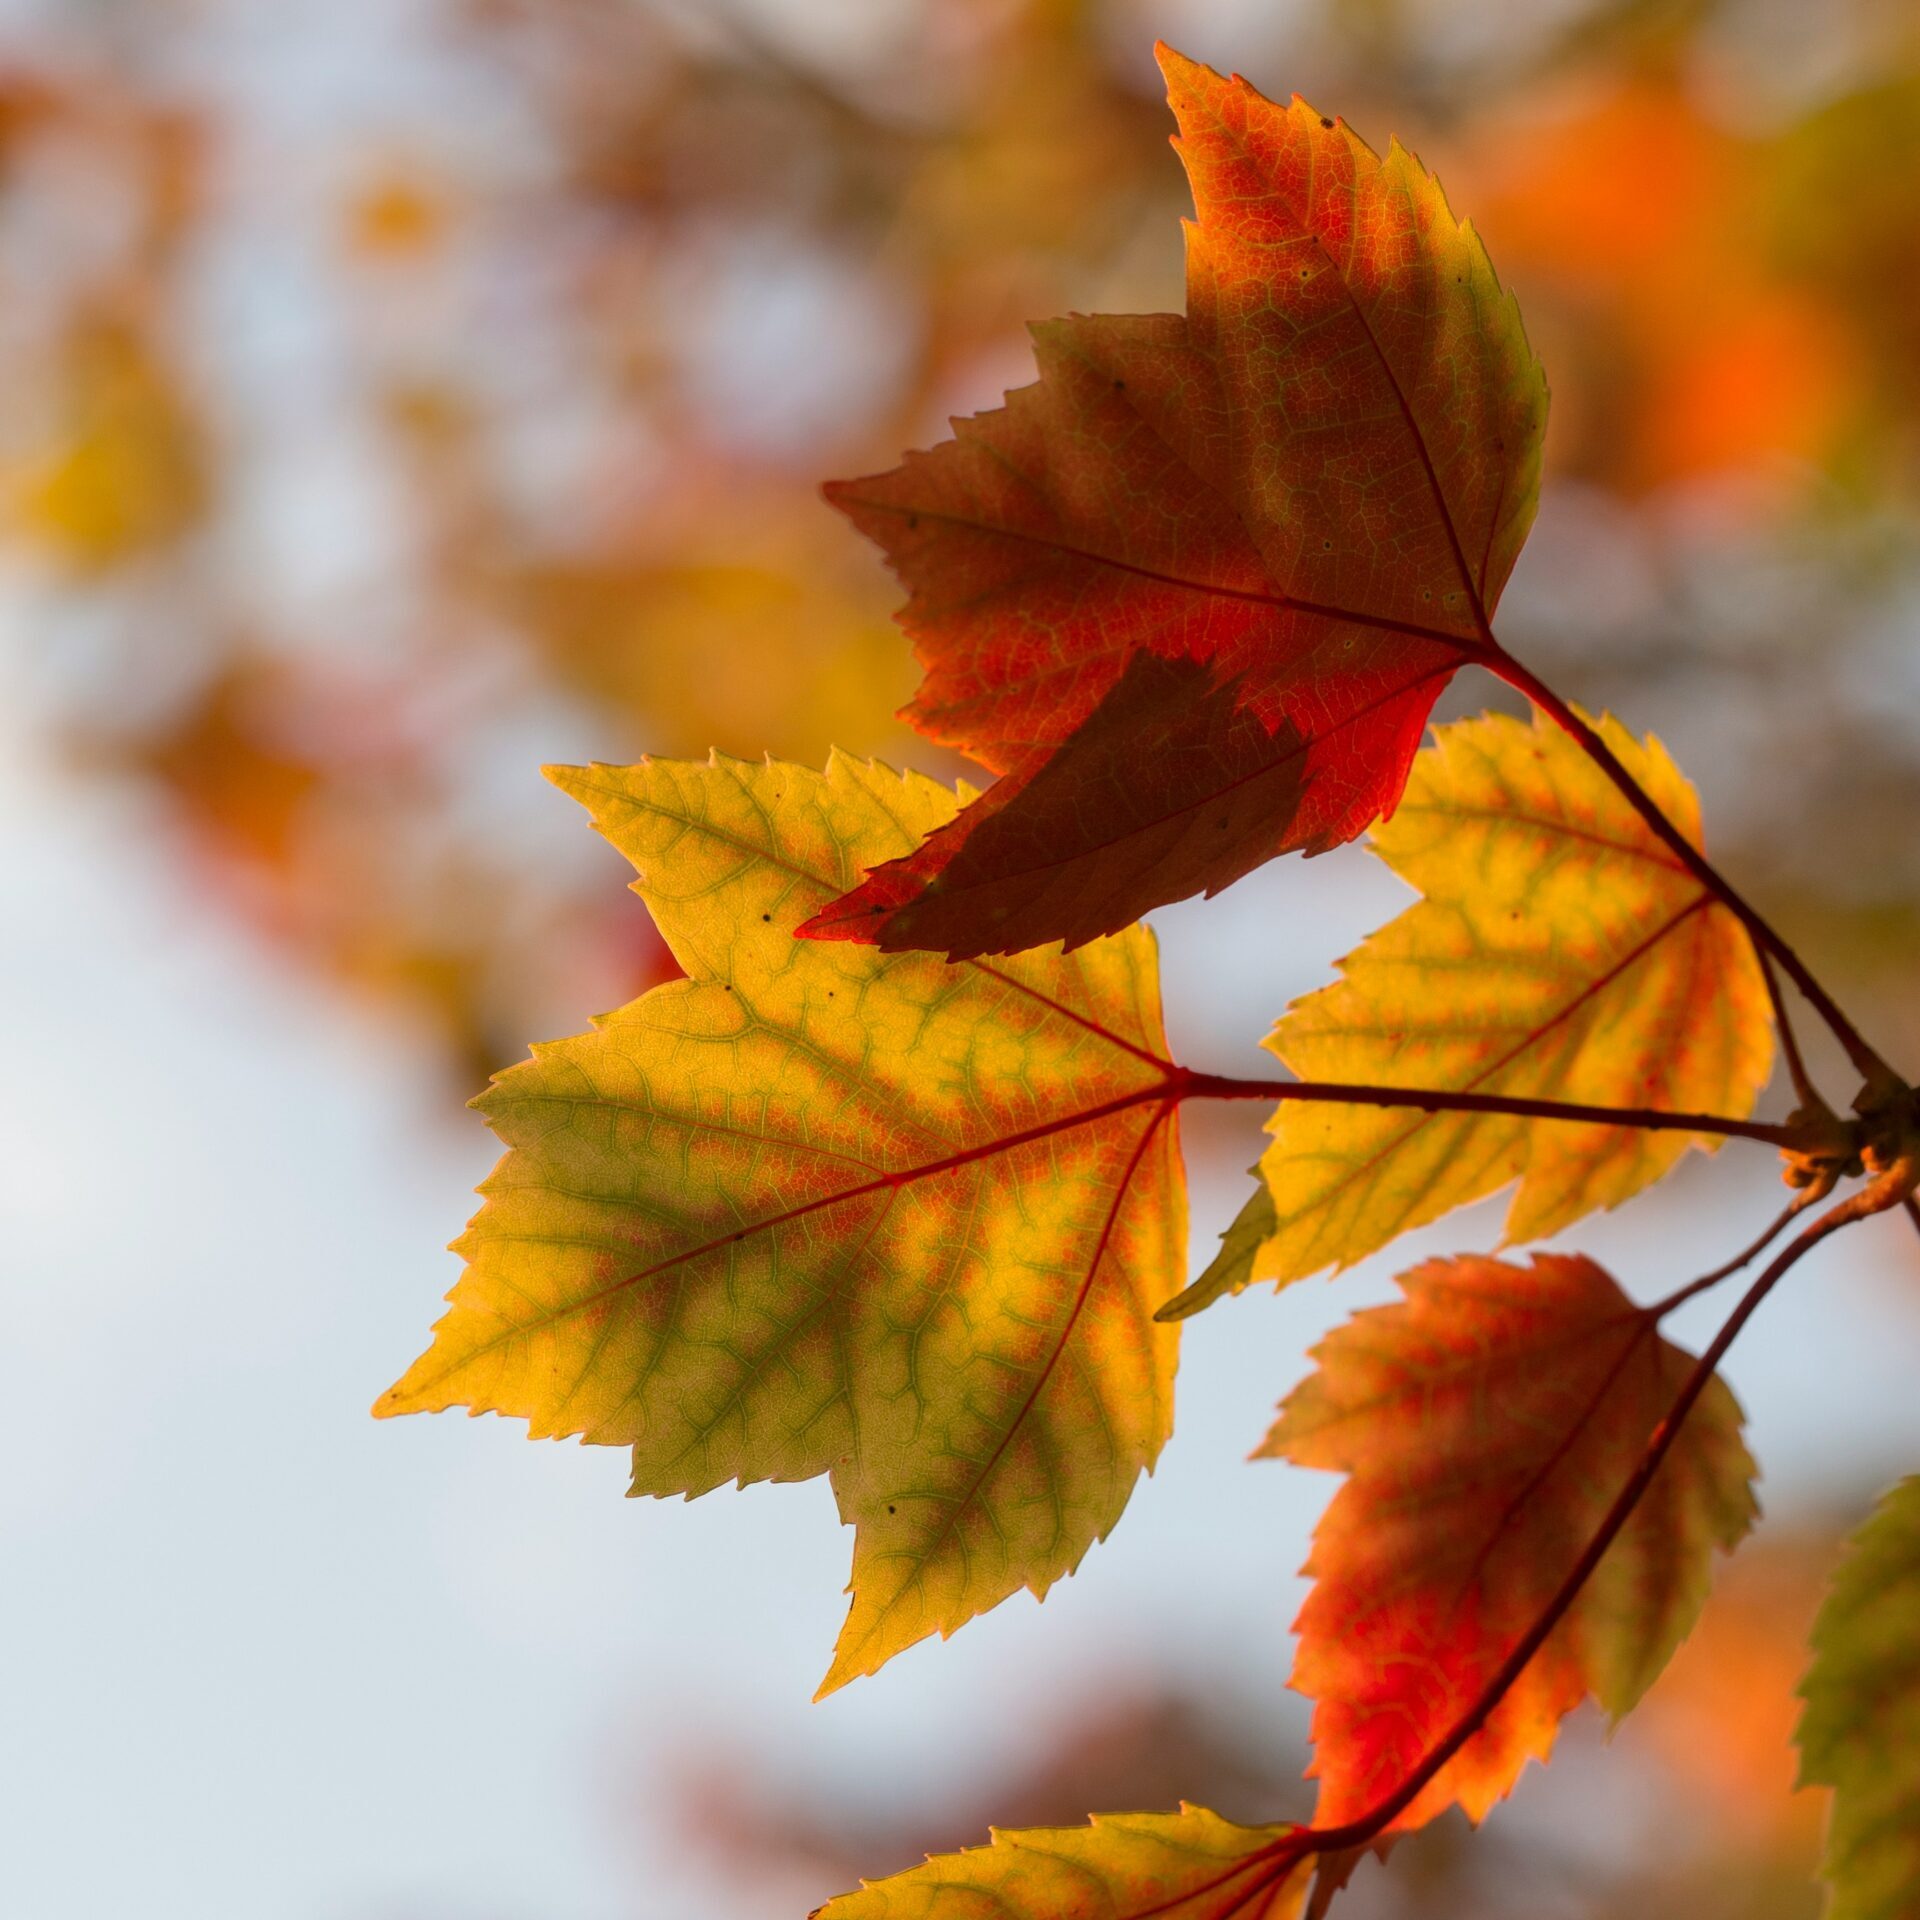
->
xmin=1266 ymin=1252 xmax=1757 ymax=1830
xmin=1169 ymin=710 xmax=1772 ymax=1316
xmin=812 ymin=1805 xmax=1308 ymax=1920
xmin=1797 ymin=1475 xmax=1920 ymax=1920
xmin=378 ymin=752 xmax=1187 ymax=1694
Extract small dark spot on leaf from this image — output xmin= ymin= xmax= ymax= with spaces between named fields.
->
xmin=1113 ymin=377 xmax=1126 ymax=390
xmin=907 ymin=514 xmax=919 ymax=530
xmin=888 ymin=1504 xmax=896 ymax=1514
xmin=1320 ymin=116 xmax=1333 ymax=129
xmin=761 ymin=913 xmax=771 ymax=922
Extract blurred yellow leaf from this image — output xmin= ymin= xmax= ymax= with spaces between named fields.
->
xmin=11 ymin=314 xmax=207 ymax=570
xmin=506 ymin=553 xmax=911 ymax=764
xmin=1798 ymin=1478 xmax=1920 ymax=1920
xmin=346 ymin=168 xmax=449 ymax=258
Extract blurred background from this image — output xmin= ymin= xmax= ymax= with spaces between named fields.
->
xmin=6 ymin=0 xmax=1920 ymax=1914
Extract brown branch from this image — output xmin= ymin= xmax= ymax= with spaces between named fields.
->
xmin=1757 ymin=948 xmax=1825 ymax=1114
xmin=1170 ymin=1069 xmax=1809 ymax=1149
xmin=1649 ymin=1193 xmax=1816 ymax=1317
xmin=1484 ymin=648 xmax=1894 ymax=1089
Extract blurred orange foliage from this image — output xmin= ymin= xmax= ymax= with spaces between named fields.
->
xmin=4 ymin=2 xmax=1915 ymax=1081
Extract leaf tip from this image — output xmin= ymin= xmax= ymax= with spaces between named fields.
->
xmin=1153 ymin=1279 xmax=1210 ymax=1322
xmin=811 ymin=1658 xmax=857 ymax=1704
xmin=371 ymin=1379 xmax=413 ymax=1421
xmin=1153 ymin=40 xmax=1212 ymax=103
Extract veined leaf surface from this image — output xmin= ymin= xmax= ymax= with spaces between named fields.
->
xmin=378 ymin=753 xmax=1186 ymax=1694
xmin=812 ymin=1805 xmax=1308 ymax=1920
xmin=1168 ymin=710 xmax=1772 ymax=1317
xmin=800 ymin=43 xmax=1546 ymax=960
xmin=1797 ymin=1476 xmax=1920 ymax=1920
xmin=1266 ymin=1253 xmax=1756 ymax=1829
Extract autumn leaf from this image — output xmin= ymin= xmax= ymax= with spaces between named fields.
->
xmin=798 ymin=43 xmax=1546 ymax=961
xmin=377 ymin=752 xmax=1186 ymax=1694
xmin=1265 ymin=1252 xmax=1756 ymax=1830
xmin=1165 ymin=710 xmax=1772 ymax=1318
xmin=1796 ymin=1476 xmax=1920 ymax=1920
xmin=1187 ymin=1159 xmax=1279 ymax=1312
xmin=11 ymin=311 xmax=208 ymax=572
xmin=812 ymin=1805 xmax=1309 ymax=1920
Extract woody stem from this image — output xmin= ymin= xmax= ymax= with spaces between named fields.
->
xmin=1759 ymin=950 xmax=1825 ymax=1113
xmin=1172 ymin=1070 xmax=1808 ymax=1149
xmin=1483 ymin=648 xmax=1893 ymax=1089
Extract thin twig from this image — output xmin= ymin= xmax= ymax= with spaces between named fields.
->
xmin=1649 ymin=1193 xmax=1815 ymax=1317
xmin=1484 ymin=649 xmax=1893 ymax=1089
xmin=1172 ymin=1069 xmax=1808 ymax=1150
xmin=1758 ymin=948 xmax=1825 ymax=1113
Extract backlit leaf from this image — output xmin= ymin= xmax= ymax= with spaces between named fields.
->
xmin=1797 ymin=1476 xmax=1920 ymax=1920
xmin=1187 ymin=1161 xmax=1277 ymax=1313
xmin=377 ymin=752 xmax=1186 ymax=1693
xmin=1265 ymin=1252 xmax=1757 ymax=1830
xmin=11 ymin=313 xmax=208 ymax=571
xmin=1165 ymin=710 xmax=1772 ymax=1316
xmin=800 ymin=43 xmax=1546 ymax=960
xmin=812 ymin=1804 xmax=1309 ymax=1920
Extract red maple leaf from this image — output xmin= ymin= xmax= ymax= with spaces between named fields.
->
xmin=800 ymin=45 xmax=1547 ymax=960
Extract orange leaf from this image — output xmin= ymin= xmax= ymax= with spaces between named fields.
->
xmin=801 ymin=44 xmax=1545 ymax=960
xmin=1265 ymin=1252 xmax=1755 ymax=1831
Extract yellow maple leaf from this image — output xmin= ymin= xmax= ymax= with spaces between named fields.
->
xmin=1170 ymin=709 xmax=1772 ymax=1315
xmin=378 ymin=752 xmax=1186 ymax=1693
xmin=811 ymin=1804 xmax=1308 ymax=1920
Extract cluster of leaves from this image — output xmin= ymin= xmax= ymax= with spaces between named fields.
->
xmin=382 ymin=45 xmax=1920 ymax=1920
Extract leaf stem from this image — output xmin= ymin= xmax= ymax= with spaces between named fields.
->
xmin=1647 ymin=1193 xmax=1815 ymax=1318
xmin=1484 ymin=648 xmax=1894 ymax=1089
xmin=1170 ymin=1069 xmax=1807 ymax=1149
xmin=1758 ymin=949 xmax=1825 ymax=1114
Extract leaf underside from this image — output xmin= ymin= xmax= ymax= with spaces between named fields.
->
xmin=1797 ymin=1476 xmax=1920 ymax=1920
xmin=378 ymin=752 xmax=1187 ymax=1694
xmin=801 ymin=43 xmax=1547 ymax=961
xmin=1169 ymin=710 xmax=1774 ymax=1318
xmin=811 ymin=1804 xmax=1310 ymax=1920
xmin=1266 ymin=1252 xmax=1756 ymax=1830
